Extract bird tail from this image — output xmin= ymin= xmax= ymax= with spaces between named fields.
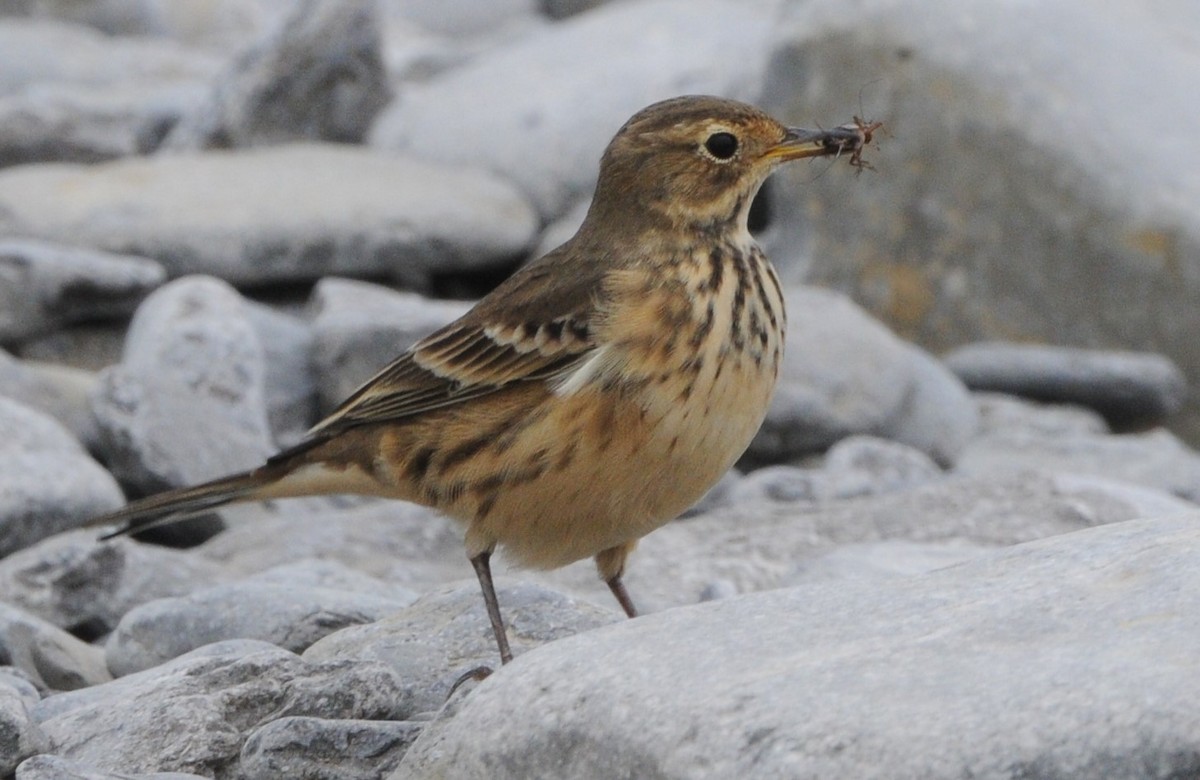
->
xmin=87 ymin=438 xmax=334 ymax=539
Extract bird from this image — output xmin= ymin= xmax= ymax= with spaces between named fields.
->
xmin=88 ymin=95 xmax=876 ymax=665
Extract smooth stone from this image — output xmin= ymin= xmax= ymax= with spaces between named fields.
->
xmin=0 ymin=530 xmax=225 ymax=637
xmin=955 ymin=426 xmax=1200 ymax=503
xmin=0 ymin=144 xmax=538 ymax=288
xmin=243 ymin=300 xmax=318 ymax=444
xmin=303 ymin=581 xmax=619 ymax=717
xmin=89 ymin=277 xmax=272 ymax=543
xmin=38 ymin=644 xmax=407 ymax=777
xmin=762 ymin=0 xmax=1200 ymax=437
xmin=381 ymin=0 xmax=540 ymax=39
xmin=398 ymin=516 xmax=1200 ymax=779
xmin=0 ymin=80 xmax=203 ymax=167
xmin=162 ymin=0 xmax=389 ymax=150
xmin=784 ymin=539 xmax=990 ymax=584
xmin=0 ymin=397 xmax=122 ymax=556
xmin=370 ymin=0 xmax=776 ymax=219
xmin=15 ymin=323 xmax=125 ymax=372
xmin=944 ymin=341 xmax=1187 ymax=428
xmin=239 ymin=716 xmax=423 ymax=780
xmin=106 ymin=581 xmax=414 ymax=676
xmin=0 ymin=351 xmax=101 ymax=451
xmin=309 ymin=278 xmax=470 ymax=412
xmin=747 ymin=286 xmax=977 ymax=466
xmin=17 ymin=754 xmax=208 ymax=780
xmin=0 ymin=678 xmax=47 ymax=775
xmin=248 ymin=559 xmax=418 ymax=604
xmin=0 ymin=602 xmax=110 ymax=692
xmin=973 ymin=391 xmax=1110 ymax=438
xmin=0 ymin=239 xmax=165 ymax=343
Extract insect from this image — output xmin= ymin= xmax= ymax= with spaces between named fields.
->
xmin=824 ymin=116 xmax=884 ymax=171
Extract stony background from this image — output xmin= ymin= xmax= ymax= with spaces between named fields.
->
xmin=0 ymin=0 xmax=1196 ymax=778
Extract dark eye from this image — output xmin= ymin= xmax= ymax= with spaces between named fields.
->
xmin=704 ymin=132 xmax=738 ymax=160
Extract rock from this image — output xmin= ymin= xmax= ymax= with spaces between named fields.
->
xmin=0 ymin=531 xmax=224 ymax=638
xmin=15 ymin=323 xmax=126 ymax=372
xmin=533 ymin=470 xmax=1194 ymax=613
xmin=106 ymin=581 xmax=414 ymax=676
xmin=381 ymin=0 xmax=540 ymax=38
xmin=400 ymin=515 xmax=1200 ymax=779
xmin=17 ymin=754 xmax=209 ymax=780
xmin=973 ymin=392 xmax=1110 ymax=438
xmin=0 ymin=145 xmax=538 ymax=288
xmin=0 ymin=397 xmax=123 ymax=556
xmin=0 ymin=80 xmax=203 ymax=167
xmin=955 ymin=426 xmax=1200 ymax=503
xmin=37 ymin=644 xmax=407 ymax=777
xmin=944 ymin=342 xmax=1188 ymax=428
xmin=761 ymin=0 xmax=1200 ymax=438
xmin=309 ymin=278 xmax=470 ymax=411
xmin=0 ymin=603 xmax=110 ymax=692
xmin=303 ymin=581 xmax=619 ymax=717
xmin=531 ymin=198 xmax=588 ymax=259
xmin=370 ymin=0 xmax=776 ymax=219
xmin=162 ymin=0 xmax=390 ymax=150
xmin=0 ymin=677 xmax=48 ymax=775
xmin=0 ymin=240 xmax=165 ymax=343
xmin=248 ymin=559 xmax=418 ymax=604
xmin=243 ymin=301 xmax=318 ymax=444
xmin=539 ymin=0 xmax=616 ymax=21
xmin=89 ymin=277 xmax=273 ymax=537
xmin=784 ymin=539 xmax=990 ymax=584
xmin=0 ymin=18 xmax=220 ymax=96
xmin=239 ymin=716 xmax=423 ymax=780
xmin=746 ymin=286 xmax=977 ymax=466
xmin=0 ymin=351 xmax=101 ymax=450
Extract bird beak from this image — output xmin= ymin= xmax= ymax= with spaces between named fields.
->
xmin=764 ymin=127 xmax=836 ymax=162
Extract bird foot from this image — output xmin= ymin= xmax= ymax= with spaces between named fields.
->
xmin=448 ymin=664 xmax=494 ymax=699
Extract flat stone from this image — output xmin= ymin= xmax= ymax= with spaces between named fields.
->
xmin=370 ymin=0 xmax=776 ymax=219
xmin=37 ymin=644 xmax=407 ymax=777
xmin=398 ymin=515 xmax=1200 ymax=779
xmin=89 ymin=277 xmax=273 ymax=539
xmin=106 ymin=581 xmax=414 ymax=676
xmin=0 ymin=351 xmax=102 ymax=450
xmin=239 ymin=716 xmax=423 ymax=780
xmin=0 ymin=239 xmax=165 ymax=343
xmin=309 ymin=278 xmax=470 ymax=412
xmin=973 ymin=392 xmax=1110 ymax=438
xmin=303 ymin=581 xmax=619 ymax=718
xmin=0 ymin=144 xmax=538 ymax=288
xmin=761 ymin=0 xmax=1200 ymax=438
xmin=0 ymin=530 xmax=225 ymax=637
xmin=944 ymin=342 xmax=1187 ymax=428
xmin=162 ymin=0 xmax=390 ymax=150
xmin=0 ymin=397 xmax=122 ymax=556
xmin=746 ymin=286 xmax=977 ymax=466
xmin=17 ymin=754 xmax=208 ymax=780
xmin=0 ymin=602 xmax=110 ymax=692
xmin=248 ymin=559 xmax=418 ymax=604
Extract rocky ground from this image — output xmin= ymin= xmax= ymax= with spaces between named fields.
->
xmin=0 ymin=0 xmax=1197 ymax=778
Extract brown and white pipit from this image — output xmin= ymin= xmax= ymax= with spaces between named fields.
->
xmin=89 ymin=96 xmax=877 ymax=664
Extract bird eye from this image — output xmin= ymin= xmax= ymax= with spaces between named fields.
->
xmin=703 ymin=132 xmax=738 ymax=160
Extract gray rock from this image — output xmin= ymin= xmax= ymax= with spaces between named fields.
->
xmin=727 ymin=464 xmax=824 ymax=504
xmin=0 ymin=18 xmax=220 ymax=96
xmin=0 ymin=240 xmax=165 ymax=343
xmin=532 ymin=470 xmax=1194 ymax=613
xmin=0 ymin=602 xmax=110 ymax=692
xmin=746 ymin=286 xmax=977 ymax=466
xmin=539 ymin=0 xmax=616 ymax=20
xmin=38 ymin=644 xmax=407 ymax=777
xmin=785 ymin=539 xmax=990 ymax=584
xmin=0 ymin=80 xmax=203 ymax=167
xmin=761 ymin=0 xmax=1200 ymax=438
xmin=249 ymin=559 xmax=418 ymax=604
xmin=0 ymin=144 xmax=538 ymax=288
xmin=370 ymin=0 xmax=776 ymax=219
xmin=239 ymin=716 xmax=423 ymax=780
xmin=945 ymin=342 xmax=1188 ymax=428
xmin=90 ymin=276 xmax=273 ymax=518
xmin=955 ymin=426 xmax=1200 ymax=503
xmin=15 ymin=322 xmax=125 ymax=372
xmin=243 ymin=301 xmax=318 ymax=445
xmin=0 ymin=397 xmax=122 ymax=556
xmin=162 ymin=0 xmax=390 ymax=150
xmin=531 ymin=198 xmax=588 ymax=260
xmin=0 ymin=351 xmax=101 ymax=450
xmin=0 ymin=530 xmax=225 ymax=637
xmin=17 ymin=754 xmax=208 ymax=780
xmin=0 ymin=678 xmax=47 ymax=775
xmin=398 ymin=515 xmax=1200 ymax=779
xmin=303 ymin=581 xmax=619 ymax=717
xmin=106 ymin=581 xmax=413 ymax=676
xmin=309 ymin=278 xmax=470 ymax=411
xmin=382 ymin=0 xmax=540 ymax=38
xmin=973 ymin=391 xmax=1110 ymax=438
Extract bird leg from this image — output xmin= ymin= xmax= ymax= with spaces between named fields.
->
xmin=596 ymin=542 xmax=639 ymax=618
xmin=470 ymin=550 xmax=513 ymax=664
xmin=606 ymin=575 xmax=639 ymax=618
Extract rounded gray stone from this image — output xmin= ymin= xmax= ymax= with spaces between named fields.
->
xmin=0 ymin=678 xmax=47 ymax=776
xmin=0 ymin=603 xmax=110 ymax=692
xmin=17 ymin=753 xmax=209 ymax=780
xmin=239 ymin=716 xmax=423 ymax=780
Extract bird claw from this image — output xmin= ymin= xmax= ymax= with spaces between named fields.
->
xmin=448 ymin=664 xmax=494 ymax=699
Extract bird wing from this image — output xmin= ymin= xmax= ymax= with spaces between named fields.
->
xmin=308 ymin=246 xmax=604 ymax=438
